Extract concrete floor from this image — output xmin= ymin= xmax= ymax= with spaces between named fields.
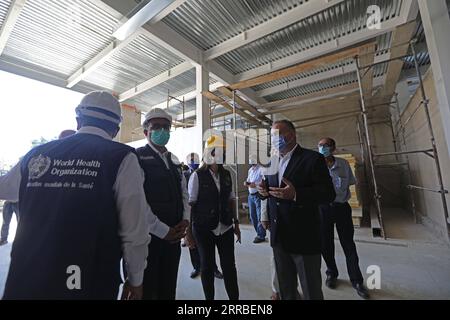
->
xmin=1 ymin=210 xmax=450 ymax=300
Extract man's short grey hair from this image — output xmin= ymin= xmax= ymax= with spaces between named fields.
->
xmin=273 ymin=119 xmax=296 ymax=132
xmin=320 ymin=137 xmax=336 ymax=148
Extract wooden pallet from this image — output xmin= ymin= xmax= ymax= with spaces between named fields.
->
xmin=336 ymin=154 xmax=362 ymax=227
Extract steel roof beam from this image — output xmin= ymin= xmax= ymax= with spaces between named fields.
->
xmin=147 ymin=82 xmax=223 ymax=111
xmin=66 ymin=0 xmax=187 ymax=88
xmin=66 ymin=31 xmax=142 ymax=88
xmin=255 ymin=52 xmax=390 ymax=98
xmin=95 ymin=0 xmax=264 ymax=105
xmin=118 ymin=61 xmax=193 ymax=102
xmin=0 ymin=0 xmax=27 ymax=55
xmin=262 ymin=75 xmax=386 ymax=113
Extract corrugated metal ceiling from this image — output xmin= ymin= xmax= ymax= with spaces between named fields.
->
xmin=3 ymin=0 xmax=118 ymax=75
xmin=252 ymin=32 xmax=393 ymax=93
xmin=263 ymin=63 xmax=387 ymax=102
xmin=215 ymin=0 xmax=402 ymax=75
xmin=163 ymin=0 xmax=308 ymax=51
xmin=127 ymin=68 xmax=216 ymax=109
xmin=0 ymin=0 xmax=12 ymax=29
xmin=0 ymin=0 xmax=436 ymax=117
xmin=83 ymin=33 xmax=186 ymax=93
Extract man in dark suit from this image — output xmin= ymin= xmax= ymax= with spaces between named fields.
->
xmin=259 ymin=120 xmax=336 ymax=300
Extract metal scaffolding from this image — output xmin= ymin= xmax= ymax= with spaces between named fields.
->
xmin=209 ymin=90 xmax=244 ymax=218
xmin=355 ymin=40 xmax=449 ymax=238
xmin=166 ymin=90 xmax=187 ymax=128
xmin=232 ymin=90 xmax=240 ymax=222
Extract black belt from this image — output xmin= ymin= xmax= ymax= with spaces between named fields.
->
xmin=250 ymin=192 xmax=259 ymax=196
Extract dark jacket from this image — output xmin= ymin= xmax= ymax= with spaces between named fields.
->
xmin=265 ymin=146 xmax=335 ymax=255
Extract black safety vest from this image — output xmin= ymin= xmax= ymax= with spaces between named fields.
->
xmin=4 ymin=133 xmax=132 ymax=299
xmin=191 ymin=168 xmax=233 ymax=230
xmin=136 ymin=145 xmax=183 ymax=229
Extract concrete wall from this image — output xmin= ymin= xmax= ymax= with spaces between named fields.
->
xmin=280 ymin=98 xmax=402 ymax=212
xmin=400 ymin=69 xmax=450 ymax=241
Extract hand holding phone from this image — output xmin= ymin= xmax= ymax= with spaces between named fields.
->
xmin=257 ymin=179 xmax=269 ymax=198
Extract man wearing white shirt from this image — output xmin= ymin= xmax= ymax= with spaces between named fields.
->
xmin=0 ymin=92 xmax=183 ymax=300
xmin=245 ymin=156 xmax=266 ymax=243
xmin=258 ymin=120 xmax=335 ymax=300
xmin=136 ymin=108 xmax=190 ymax=300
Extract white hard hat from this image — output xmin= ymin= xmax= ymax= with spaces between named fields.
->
xmin=249 ymin=154 xmax=258 ymax=164
xmin=143 ymin=108 xmax=173 ymax=128
xmin=75 ymin=91 xmax=122 ymax=125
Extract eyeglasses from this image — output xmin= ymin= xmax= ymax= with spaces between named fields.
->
xmin=318 ymin=143 xmax=331 ymax=148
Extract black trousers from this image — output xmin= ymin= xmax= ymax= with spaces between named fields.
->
xmin=142 ymin=236 xmax=181 ymax=300
xmin=189 ymin=247 xmax=201 ymax=271
xmin=189 ymin=247 xmax=219 ymax=272
xmin=193 ymin=226 xmax=239 ymax=300
xmin=273 ymin=246 xmax=323 ymax=300
xmin=1 ymin=202 xmax=19 ymax=241
xmin=319 ymin=202 xmax=363 ymax=286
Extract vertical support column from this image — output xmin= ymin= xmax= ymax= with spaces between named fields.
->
xmin=196 ymin=65 xmax=211 ymax=155
xmin=117 ymin=104 xmax=143 ymax=143
xmin=418 ymin=0 xmax=450 ymax=159
xmin=232 ymin=90 xmax=240 ymax=223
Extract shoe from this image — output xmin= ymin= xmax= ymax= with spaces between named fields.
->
xmin=190 ymin=269 xmax=200 ymax=279
xmin=354 ymin=283 xmax=370 ymax=299
xmin=214 ymin=270 xmax=224 ymax=279
xmin=325 ymin=275 xmax=337 ymax=289
xmin=0 ymin=240 xmax=7 ymax=246
xmin=270 ymin=292 xmax=280 ymax=300
xmin=253 ymin=237 xmax=266 ymax=244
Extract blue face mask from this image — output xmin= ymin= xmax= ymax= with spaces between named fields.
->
xmin=272 ymin=135 xmax=287 ymax=151
xmin=319 ymin=146 xmax=332 ymax=158
xmin=189 ymin=162 xmax=199 ymax=170
xmin=150 ymin=129 xmax=170 ymax=146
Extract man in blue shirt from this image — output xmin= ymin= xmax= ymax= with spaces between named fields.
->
xmin=318 ymin=137 xmax=369 ymax=299
xmin=245 ymin=156 xmax=266 ymax=243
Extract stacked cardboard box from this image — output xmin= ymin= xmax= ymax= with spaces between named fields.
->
xmin=335 ymin=154 xmax=362 ymax=227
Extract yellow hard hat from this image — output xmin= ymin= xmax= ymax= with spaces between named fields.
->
xmin=205 ymin=135 xmax=225 ymax=149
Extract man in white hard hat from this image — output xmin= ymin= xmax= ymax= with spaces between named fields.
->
xmin=0 ymin=91 xmax=184 ymax=300
xmin=136 ymin=108 xmax=190 ymax=300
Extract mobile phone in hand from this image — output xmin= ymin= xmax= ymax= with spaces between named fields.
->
xmin=262 ymin=178 xmax=269 ymax=192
